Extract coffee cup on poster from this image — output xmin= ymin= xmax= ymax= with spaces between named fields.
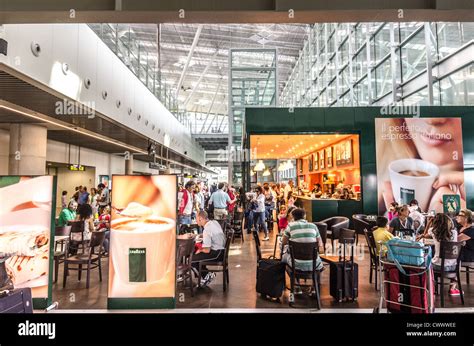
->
xmin=110 ymin=215 xmax=175 ymax=286
xmin=388 ymin=158 xmax=439 ymax=212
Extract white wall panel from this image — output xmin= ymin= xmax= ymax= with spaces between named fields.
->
xmin=1 ymin=24 xmax=206 ymax=166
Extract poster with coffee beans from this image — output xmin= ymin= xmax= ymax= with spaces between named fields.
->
xmin=375 ymin=118 xmax=465 ymax=215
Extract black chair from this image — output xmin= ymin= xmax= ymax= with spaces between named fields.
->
xmin=363 ymin=229 xmax=379 ymax=290
xmin=352 ymin=215 xmax=370 ymax=245
xmin=286 ymin=240 xmax=322 ymax=309
xmin=338 ymin=228 xmax=356 ymax=258
xmin=320 ymin=216 xmax=350 ymax=250
xmin=433 ymin=241 xmax=464 ymax=308
xmin=63 ymin=230 xmax=106 ymax=289
xmin=314 ymin=222 xmax=328 ymax=254
xmin=177 ymin=237 xmax=196 ymax=296
xmin=232 ymin=211 xmax=245 ymax=243
xmin=198 ymin=230 xmax=234 ymax=292
xmin=53 ymin=225 xmax=71 ymax=283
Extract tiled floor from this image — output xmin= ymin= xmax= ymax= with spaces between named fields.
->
xmin=52 ymin=226 xmax=473 ymax=310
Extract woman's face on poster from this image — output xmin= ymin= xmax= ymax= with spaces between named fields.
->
xmin=404 ymin=118 xmax=462 ymax=167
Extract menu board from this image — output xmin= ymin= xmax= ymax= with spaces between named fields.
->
xmin=314 ymin=152 xmax=318 ymax=170
xmin=336 ymin=139 xmax=353 ymax=166
xmin=0 ymin=176 xmax=56 ymax=309
xmin=308 ymin=155 xmax=313 ymax=171
xmin=319 ymin=150 xmax=325 ymax=169
xmin=327 ymin=146 xmax=333 ymax=168
xmin=108 ymin=175 xmax=177 ymax=309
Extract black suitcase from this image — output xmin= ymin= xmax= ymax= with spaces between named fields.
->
xmin=256 ymin=259 xmax=286 ymax=300
xmin=0 ymin=288 xmax=33 ymax=313
xmin=329 ymin=261 xmax=358 ymax=302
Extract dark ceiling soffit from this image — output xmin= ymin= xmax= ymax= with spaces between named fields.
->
xmin=3 ymin=0 xmax=474 ymax=11
xmin=1 ymin=0 xmax=474 ymax=23
xmin=0 ymin=64 xmax=208 ymax=172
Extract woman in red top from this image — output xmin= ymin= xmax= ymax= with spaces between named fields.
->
xmin=227 ymin=186 xmax=236 ymax=215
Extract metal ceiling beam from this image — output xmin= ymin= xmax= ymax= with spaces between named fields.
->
xmin=176 ymin=24 xmax=203 ymax=96
xmin=182 ymin=50 xmax=218 ymax=109
xmin=200 ymin=76 xmax=223 ymax=133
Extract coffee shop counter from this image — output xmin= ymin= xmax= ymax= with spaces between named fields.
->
xmin=294 ymin=195 xmax=363 ymax=222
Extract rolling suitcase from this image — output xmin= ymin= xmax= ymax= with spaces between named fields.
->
xmin=256 ymin=259 xmax=286 ymax=300
xmin=329 ymin=261 xmax=358 ymax=302
xmin=0 ymin=288 xmax=33 ymax=313
xmin=329 ymin=238 xmax=358 ymax=302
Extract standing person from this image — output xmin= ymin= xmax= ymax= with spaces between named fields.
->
xmin=97 ymin=183 xmax=110 ymax=214
xmin=90 ymin=187 xmax=99 ymax=219
xmin=227 ymin=185 xmax=237 ymax=219
xmin=284 ymin=180 xmax=295 ymax=201
xmin=263 ymin=185 xmax=275 ymax=222
xmin=194 ymin=185 xmax=205 ymax=212
xmin=70 ymin=204 xmax=95 ymax=255
xmin=388 ymin=205 xmax=414 ymax=234
xmin=254 ymin=186 xmax=269 ymax=241
xmin=77 ymin=187 xmax=89 ymax=206
xmin=287 ymin=192 xmax=295 ymax=208
xmin=72 ymin=186 xmax=81 ymax=202
xmin=61 ymin=191 xmax=68 ymax=210
xmin=192 ymin=211 xmax=226 ymax=287
xmin=209 ymin=182 xmax=236 ymax=220
xmin=178 ymin=180 xmax=195 ymax=225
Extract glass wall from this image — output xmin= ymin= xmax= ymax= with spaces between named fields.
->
xmin=281 ymin=22 xmax=474 ymax=108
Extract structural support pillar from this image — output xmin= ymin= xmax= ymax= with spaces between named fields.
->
xmin=8 ymin=124 xmax=47 ymax=175
xmin=125 ymin=155 xmax=134 ymax=175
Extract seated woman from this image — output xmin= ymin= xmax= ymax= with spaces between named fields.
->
xmin=456 ymin=209 xmax=474 ymax=295
xmin=57 ymin=200 xmax=77 ymax=227
xmin=286 ymin=192 xmax=295 ymax=209
xmin=385 ymin=202 xmax=399 ymax=222
xmin=97 ymin=206 xmax=111 ymax=253
xmin=388 ymin=205 xmax=414 ymax=234
xmin=311 ymin=184 xmax=322 ymax=197
xmin=69 ymin=204 xmax=95 ymax=254
xmin=419 ymin=213 xmax=460 ymax=296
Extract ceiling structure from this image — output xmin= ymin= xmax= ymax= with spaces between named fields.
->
xmin=250 ymin=134 xmax=354 ymax=160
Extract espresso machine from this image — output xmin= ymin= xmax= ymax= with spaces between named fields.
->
xmin=0 ymin=254 xmax=13 ymax=296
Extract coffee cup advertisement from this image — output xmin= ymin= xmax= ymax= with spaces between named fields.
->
xmin=375 ymin=118 xmax=465 ymax=214
xmin=108 ymin=175 xmax=177 ymax=307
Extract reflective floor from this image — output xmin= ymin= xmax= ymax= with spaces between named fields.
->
xmin=52 ymin=225 xmax=474 ymax=311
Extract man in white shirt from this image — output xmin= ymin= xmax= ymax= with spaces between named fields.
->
xmin=178 ymin=181 xmax=195 ymax=225
xmin=284 ymin=180 xmax=294 ymax=201
xmin=192 ymin=210 xmax=226 ymax=286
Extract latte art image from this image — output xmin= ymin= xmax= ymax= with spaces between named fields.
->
xmin=108 ymin=175 xmax=177 ymax=306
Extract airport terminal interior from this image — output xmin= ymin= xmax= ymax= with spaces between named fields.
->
xmin=1 ymin=2 xmax=474 ymax=314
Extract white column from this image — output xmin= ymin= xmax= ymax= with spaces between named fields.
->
xmin=8 ymin=124 xmax=47 ymax=175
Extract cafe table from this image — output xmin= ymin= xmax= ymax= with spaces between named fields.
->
xmin=54 ymin=235 xmax=69 ymax=252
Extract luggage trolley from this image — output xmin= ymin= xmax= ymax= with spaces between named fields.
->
xmin=376 ymin=242 xmax=434 ymax=313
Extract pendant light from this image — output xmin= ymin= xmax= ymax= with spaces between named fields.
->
xmin=254 ymin=160 xmax=265 ymax=171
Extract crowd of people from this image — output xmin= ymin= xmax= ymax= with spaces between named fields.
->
xmin=371 ymin=200 xmax=474 ymax=297
xmin=57 ymin=183 xmax=111 ymax=254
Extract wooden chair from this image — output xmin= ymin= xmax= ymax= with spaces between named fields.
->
xmin=461 ymin=262 xmax=474 ymax=284
xmin=287 ymin=240 xmax=322 ymax=309
xmin=68 ymin=221 xmax=88 ymax=255
xmin=198 ymin=230 xmax=234 ymax=292
xmin=433 ymin=241 xmax=464 ymax=308
xmin=63 ymin=230 xmax=106 ymax=289
xmin=177 ymin=237 xmax=196 ymax=296
xmin=231 ymin=211 xmax=244 ymax=243
xmin=53 ymin=225 xmax=71 ymax=283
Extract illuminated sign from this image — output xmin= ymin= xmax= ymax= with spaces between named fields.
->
xmin=68 ymin=164 xmax=85 ymax=171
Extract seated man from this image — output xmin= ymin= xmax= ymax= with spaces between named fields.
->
xmin=57 ymin=200 xmax=77 ymax=227
xmin=373 ymin=216 xmax=393 ymax=256
xmin=281 ymin=208 xmax=324 ymax=293
xmin=192 ymin=210 xmax=226 ymax=287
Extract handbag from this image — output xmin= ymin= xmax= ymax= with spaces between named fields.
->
xmin=386 ymin=238 xmax=432 ymax=276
